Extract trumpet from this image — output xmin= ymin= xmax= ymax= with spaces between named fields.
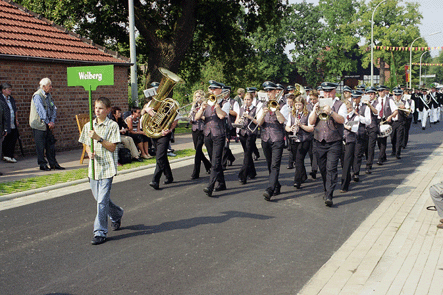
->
xmin=205 ymin=90 xmax=228 ymax=106
xmin=268 ymin=100 xmax=280 ymax=112
xmin=316 ymin=106 xmax=330 ymax=121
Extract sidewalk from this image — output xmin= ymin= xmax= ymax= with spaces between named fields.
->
xmin=298 ymin=142 xmax=443 ymax=294
xmin=0 ymin=132 xmax=195 ymax=184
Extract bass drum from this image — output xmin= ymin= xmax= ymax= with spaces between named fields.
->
xmin=378 ymin=124 xmax=392 ymax=138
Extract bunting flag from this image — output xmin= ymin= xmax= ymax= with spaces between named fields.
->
xmin=368 ymin=46 xmax=443 ymax=52
xmin=411 ymin=63 xmax=443 ymax=66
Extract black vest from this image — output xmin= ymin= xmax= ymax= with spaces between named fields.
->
xmin=313 ymin=100 xmax=344 ymax=143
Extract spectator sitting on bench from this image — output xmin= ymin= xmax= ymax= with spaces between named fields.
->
xmin=110 ymin=106 xmax=143 ymax=162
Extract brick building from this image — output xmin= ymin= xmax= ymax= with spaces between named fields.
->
xmin=0 ymin=0 xmax=131 ymax=155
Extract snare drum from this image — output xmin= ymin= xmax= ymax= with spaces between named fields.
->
xmin=378 ymin=124 xmax=392 ymax=138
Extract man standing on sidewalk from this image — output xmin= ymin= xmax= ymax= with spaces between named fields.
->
xmin=29 ymin=78 xmax=64 ymax=171
xmin=1 ymin=83 xmax=18 ymax=164
xmin=430 ymin=183 xmax=443 ymax=229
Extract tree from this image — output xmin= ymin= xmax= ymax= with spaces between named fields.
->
xmin=286 ymin=1 xmax=326 ymax=87
xmin=318 ymin=0 xmax=361 ymax=82
xmin=16 ymin=0 xmax=284 ymax=85
xmin=357 ymin=0 xmax=423 ymax=86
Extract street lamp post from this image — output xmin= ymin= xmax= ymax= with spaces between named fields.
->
xmin=409 ymin=31 xmax=441 ymax=89
xmin=419 ymin=51 xmax=427 ymax=88
xmin=371 ymin=0 xmax=387 ymax=87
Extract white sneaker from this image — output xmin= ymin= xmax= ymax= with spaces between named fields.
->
xmin=3 ymin=157 xmax=17 ymax=163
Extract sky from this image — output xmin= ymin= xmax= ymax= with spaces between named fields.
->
xmin=286 ymin=0 xmax=443 ymax=57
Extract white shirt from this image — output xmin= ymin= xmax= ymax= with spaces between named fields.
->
xmin=353 ymin=102 xmax=371 ymax=125
xmin=377 ymin=96 xmax=398 ymax=120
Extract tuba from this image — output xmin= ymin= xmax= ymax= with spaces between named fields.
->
xmin=141 ymin=68 xmax=185 ymax=139
xmin=294 ymin=83 xmax=307 ymax=98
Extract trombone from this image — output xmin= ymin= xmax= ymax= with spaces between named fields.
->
xmin=247 ymin=94 xmax=267 ymax=133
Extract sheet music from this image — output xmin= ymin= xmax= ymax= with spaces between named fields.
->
xmin=319 ymin=98 xmax=333 ymax=108
xmin=143 ymin=87 xmax=157 ymax=98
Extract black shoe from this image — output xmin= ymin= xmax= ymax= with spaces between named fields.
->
xmin=133 ymin=157 xmax=143 ymax=162
xmin=340 ymin=189 xmax=348 ymax=193
xmin=238 ymin=179 xmax=247 ymax=185
xmin=51 ymin=164 xmax=65 ymax=170
xmin=353 ymin=174 xmax=359 ymax=182
xmin=0 ymin=171 xmax=3 ymax=176
xmin=203 ymin=187 xmax=213 ymax=197
xmin=149 ymin=181 xmax=160 ymax=190
xmin=263 ymin=190 xmax=272 ymax=201
xmin=227 ymin=159 xmax=234 ymax=166
xmin=40 ymin=165 xmax=51 ymax=171
xmin=273 ymin=185 xmax=281 ymax=196
xmin=366 ymin=167 xmax=372 ymax=174
xmin=310 ymin=171 xmax=317 ymax=179
xmin=191 ymin=175 xmax=199 ymax=180
xmin=254 ymin=155 xmax=260 ymax=161
xmin=294 ymin=183 xmax=301 ymax=189
xmin=206 ymin=168 xmax=211 ymax=174
xmin=422 ymin=127 xmax=426 ymax=130
xmin=163 ymin=179 xmax=174 ymax=185
xmin=111 ymin=218 xmax=122 ymax=231
xmin=214 ymin=184 xmax=226 ymax=192
xmin=91 ymin=236 xmax=106 ymax=245
xmin=377 ymin=161 xmax=383 ymax=165
xmin=248 ymin=174 xmax=256 ymax=180
xmin=396 ymin=156 xmax=401 ymax=159
xmin=287 ymin=165 xmax=294 ymax=169
xmin=325 ymin=197 xmax=333 ymax=207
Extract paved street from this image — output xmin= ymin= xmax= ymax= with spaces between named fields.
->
xmin=1 ymin=122 xmax=442 ymax=295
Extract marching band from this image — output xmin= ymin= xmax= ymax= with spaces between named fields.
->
xmin=141 ymin=69 xmax=442 ymax=207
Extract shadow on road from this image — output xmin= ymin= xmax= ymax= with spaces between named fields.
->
xmin=109 ymin=210 xmax=274 ymax=241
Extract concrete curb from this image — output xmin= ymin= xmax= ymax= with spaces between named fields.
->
xmin=0 ymin=154 xmax=196 ymax=202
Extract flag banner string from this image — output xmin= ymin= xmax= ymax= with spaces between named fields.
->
xmin=411 ymin=63 xmax=443 ymax=66
xmin=370 ymin=46 xmax=443 ymax=51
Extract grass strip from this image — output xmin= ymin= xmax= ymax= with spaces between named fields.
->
xmin=0 ymin=149 xmax=196 ymax=196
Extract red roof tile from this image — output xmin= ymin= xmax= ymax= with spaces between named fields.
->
xmin=0 ymin=0 xmax=129 ymax=64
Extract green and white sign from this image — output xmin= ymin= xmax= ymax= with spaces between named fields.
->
xmin=67 ymin=65 xmax=115 ymax=180
xmin=67 ymin=65 xmax=114 ymax=91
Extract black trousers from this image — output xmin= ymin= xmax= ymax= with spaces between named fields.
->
xmin=32 ymin=126 xmax=57 ymax=167
xmin=286 ymin=131 xmax=294 ymax=167
xmin=205 ymin=133 xmax=226 ymax=190
xmin=342 ymin=142 xmax=356 ymax=191
xmin=2 ymin=128 xmax=18 ymax=158
xmin=391 ymin=121 xmax=404 ymax=157
xmin=413 ymin=110 xmax=419 ymax=123
xmin=403 ymin=117 xmax=412 ymax=148
xmin=366 ymin=127 xmax=378 ymax=168
xmin=290 ymin=140 xmax=310 ymax=186
xmin=222 ymin=128 xmax=235 ymax=168
xmin=308 ymin=138 xmax=318 ymax=172
xmin=261 ymin=139 xmax=284 ymax=194
xmin=192 ymin=130 xmax=211 ymax=178
xmin=353 ymin=135 xmax=367 ymax=175
xmin=238 ymin=134 xmax=257 ymax=181
xmin=377 ymin=123 xmax=392 ymax=162
xmin=315 ymin=140 xmax=342 ymax=200
xmin=152 ymin=133 xmax=173 ymax=183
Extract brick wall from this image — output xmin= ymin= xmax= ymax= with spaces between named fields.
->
xmin=0 ymin=59 xmax=129 ymax=156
